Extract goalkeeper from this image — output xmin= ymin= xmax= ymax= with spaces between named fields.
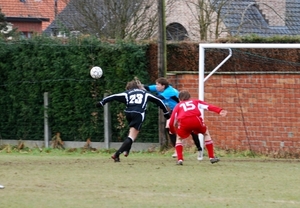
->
xmin=142 ymin=77 xmax=203 ymax=160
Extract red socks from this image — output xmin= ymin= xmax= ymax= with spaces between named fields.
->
xmin=205 ymin=140 xmax=214 ymax=158
xmin=175 ymin=142 xmax=183 ymax=161
xmin=175 ymin=140 xmax=215 ymax=161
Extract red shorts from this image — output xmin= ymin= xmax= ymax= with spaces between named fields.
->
xmin=176 ymin=116 xmax=207 ymax=139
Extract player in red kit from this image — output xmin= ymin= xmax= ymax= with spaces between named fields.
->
xmin=169 ymin=90 xmax=227 ymax=165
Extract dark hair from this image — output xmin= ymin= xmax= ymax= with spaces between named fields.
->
xmin=155 ymin=77 xmax=169 ymax=88
xmin=126 ymin=80 xmax=139 ymax=90
xmin=179 ymin=90 xmax=191 ymax=101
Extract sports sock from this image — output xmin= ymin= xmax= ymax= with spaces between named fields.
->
xmin=205 ymin=140 xmax=214 ymax=158
xmin=125 ymin=139 xmax=133 ymax=155
xmin=191 ymin=132 xmax=202 ymax=151
xmin=125 ymin=146 xmax=132 ymax=155
xmin=166 ymin=128 xmax=176 ymax=147
xmin=175 ymin=142 xmax=183 ymax=161
xmin=115 ymin=137 xmax=133 ymax=157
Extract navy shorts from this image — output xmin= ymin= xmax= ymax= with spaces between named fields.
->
xmin=125 ymin=112 xmax=145 ymax=131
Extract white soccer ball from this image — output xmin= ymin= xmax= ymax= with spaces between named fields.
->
xmin=90 ymin=66 xmax=103 ymax=79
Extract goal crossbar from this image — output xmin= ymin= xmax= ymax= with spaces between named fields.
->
xmin=199 ymin=43 xmax=300 ymax=101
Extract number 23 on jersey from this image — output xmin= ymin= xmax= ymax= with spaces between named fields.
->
xmin=129 ymin=94 xmax=143 ymax=104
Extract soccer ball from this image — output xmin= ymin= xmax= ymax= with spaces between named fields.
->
xmin=90 ymin=66 xmax=103 ymax=79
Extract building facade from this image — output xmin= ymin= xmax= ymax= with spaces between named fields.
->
xmin=2 ymin=0 xmax=299 ymax=40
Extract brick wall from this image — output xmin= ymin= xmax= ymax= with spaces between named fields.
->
xmin=167 ymin=73 xmax=300 ymax=156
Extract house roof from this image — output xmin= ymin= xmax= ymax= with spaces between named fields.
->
xmin=218 ymin=0 xmax=300 ymax=37
xmin=0 ymin=0 xmax=67 ymax=31
xmin=35 ymin=0 xmax=68 ymax=31
xmin=43 ymin=1 xmax=79 ymax=35
xmin=3 ymin=0 xmax=299 ymax=38
xmin=0 ymin=0 xmax=41 ymax=18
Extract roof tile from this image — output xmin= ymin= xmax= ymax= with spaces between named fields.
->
xmin=0 ymin=0 xmax=68 ymax=31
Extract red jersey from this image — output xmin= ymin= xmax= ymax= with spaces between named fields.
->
xmin=169 ymin=99 xmax=222 ymax=134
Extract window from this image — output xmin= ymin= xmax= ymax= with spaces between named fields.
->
xmin=166 ymin=23 xmax=188 ymax=41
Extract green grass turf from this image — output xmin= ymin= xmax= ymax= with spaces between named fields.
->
xmin=0 ymin=149 xmax=299 ymax=208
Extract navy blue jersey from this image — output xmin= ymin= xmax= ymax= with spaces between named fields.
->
xmin=100 ymin=88 xmax=169 ymax=114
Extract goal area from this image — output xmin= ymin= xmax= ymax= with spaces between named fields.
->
xmin=197 ymin=43 xmax=300 ymax=156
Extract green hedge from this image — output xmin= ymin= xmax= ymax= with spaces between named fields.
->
xmin=216 ymin=34 xmax=300 ymax=43
xmin=0 ymin=36 xmax=158 ymax=142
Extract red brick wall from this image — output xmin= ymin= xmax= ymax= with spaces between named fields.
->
xmin=167 ymin=73 xmax=300 ymax=156
xmin=12 ymin=22 xmax=43 ymax=33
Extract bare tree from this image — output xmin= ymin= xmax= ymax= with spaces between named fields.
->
xmin=0 ymin=9 xmax=7 ymax=32
xmin=0 ymin=8 xmax=16 ymax=39
xmin=58 ymin=0 xmax=173 ymax=40
xmin=184 ymin=0 xmax=232 ymax=41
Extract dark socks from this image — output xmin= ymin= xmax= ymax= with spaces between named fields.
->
xmin=191 ymin=132 xmax=202 ymax=151
xmin=115 ymin=137 xmax=133 ymax=157
xmin=166 ymin=128 xmax=176 ymax=147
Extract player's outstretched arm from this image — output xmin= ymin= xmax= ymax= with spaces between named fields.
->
xmin=96 ymin=92 xmax=127 ymax=107
xmin=96 ymin=101 xmax=104 ymax=107
xmin=147 ymin=93 xmax=170 ymax=118
xmin=219 ymin=110 xmax=227 ymax=117
xmin=134 ymin=77 xmax=146 ymax=91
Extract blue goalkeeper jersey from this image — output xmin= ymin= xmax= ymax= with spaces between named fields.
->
xmin=147 ymin=85 xmax=179 ymax=110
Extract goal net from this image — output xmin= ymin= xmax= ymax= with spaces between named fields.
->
xmin=198 ymin=43 xmax=300 ymax=157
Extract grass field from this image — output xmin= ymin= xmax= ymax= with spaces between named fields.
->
xmin=0 ymin=148 xmax=300 ymax=208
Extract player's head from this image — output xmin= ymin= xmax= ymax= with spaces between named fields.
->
xmin=179 ymin=90 xmax=191 ymax=101
xmin=134 ymin=77 xmax=144 ymax=90
xmin=155 ymin=77 xmax=169 ymax=92
xmin=126 ymin=80 xmax=139 ymax=90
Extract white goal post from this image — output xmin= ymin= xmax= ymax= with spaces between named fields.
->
xmin=197 ymin=43 xmax=300 ymax=154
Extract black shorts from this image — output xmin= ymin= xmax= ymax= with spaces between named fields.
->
xmin=125 ymin=112 xmax=145 ymax=131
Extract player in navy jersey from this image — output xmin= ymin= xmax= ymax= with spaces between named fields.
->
xmin=169 ymin=90 xmax=227 ymax=165
xmin=143 ymin=77 xmax=203 ymax=160
xmin=96 ymin=79 xmax=170 ymax=162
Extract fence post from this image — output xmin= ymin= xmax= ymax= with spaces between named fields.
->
xmin=44 ymin=92 xmax=49 ymax=148
xmin=159 ymin=111 xmax=167 ymax=150
xmin=103 ymin=93 xmax=111 ymax=149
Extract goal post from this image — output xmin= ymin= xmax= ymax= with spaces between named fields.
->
xmin=199 ymin=43 xmax=300 ymax=101
xmin=198 ymin=43 xmax=300 ymax=155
